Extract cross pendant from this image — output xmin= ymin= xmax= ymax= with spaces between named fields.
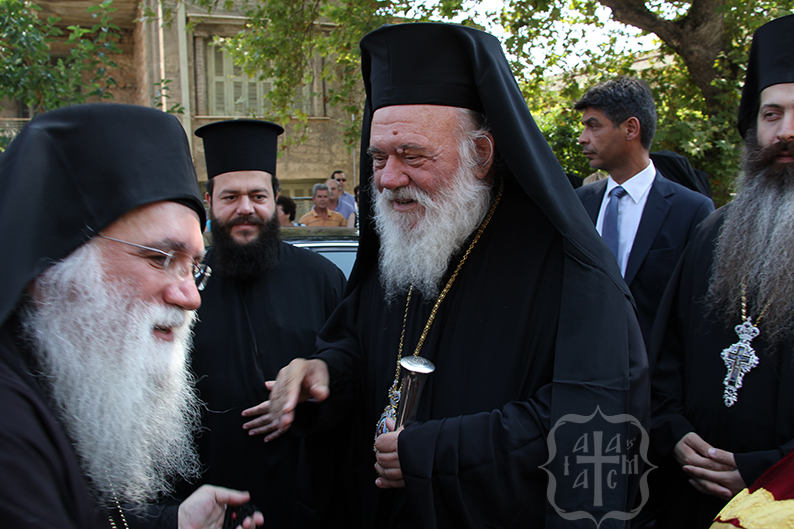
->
xmin=720 ymin=319 xmax=760 ymax=407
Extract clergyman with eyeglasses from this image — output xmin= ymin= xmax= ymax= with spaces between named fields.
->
xmin=0 ymin=104 xmax=263 ymax=529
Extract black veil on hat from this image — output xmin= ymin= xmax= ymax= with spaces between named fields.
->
xmin=354 ymin=22 xmax=626 ymax=293
xmin=650 ymin=150 xmax=712 ymax=198
xmin=738 ymin=14 xmax=794 ymax=138
xmin=353 ymin=23 xmax=647 ymax=523
xmin=195 ymin=119 xmax=284 ymax=178
xmin=0 ymin=103 xmax=206 ymax=327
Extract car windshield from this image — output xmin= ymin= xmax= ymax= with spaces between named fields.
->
xmin=280 ymin=227 xmax=359 ymax=279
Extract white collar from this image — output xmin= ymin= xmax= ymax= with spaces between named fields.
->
xmin=606 ymin=160 xmax=655 ymax=203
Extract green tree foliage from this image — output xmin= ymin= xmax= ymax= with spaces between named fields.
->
xmin=0 ymin=0 xmax=122 ymax=140
xmin=500 ymin=0 xmax=793 ymax=204
xmin=191 ymin=0 xmax=396 ymax=148
xmin=191 ymin=0 xmax=794 ymax=205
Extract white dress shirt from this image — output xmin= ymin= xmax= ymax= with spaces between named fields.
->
xmin=595 ymin=161 xmax=656 ymax=277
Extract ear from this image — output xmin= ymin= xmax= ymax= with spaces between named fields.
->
xmin=623 ymin=117 xmax=641 ymax=143
xmin=474 ymin=132 xmax=496 ymax=180
xmin=204 ymin=191 xmax=212 ymax=208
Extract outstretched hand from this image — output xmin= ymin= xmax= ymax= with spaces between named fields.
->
xmin=242 ymin=358 xmax=330 ymax=442
xmin=178 ymin=485 xmax=264 ymax=529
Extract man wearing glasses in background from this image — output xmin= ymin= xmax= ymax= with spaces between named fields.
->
xmin=332 ymin=170 xmax=357 ymax=212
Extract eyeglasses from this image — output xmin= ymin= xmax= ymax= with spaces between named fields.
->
xmin=99 ymin=235 xmax=212 ymax=291
xmin=335 ymin=177 xmax=346 ymax=182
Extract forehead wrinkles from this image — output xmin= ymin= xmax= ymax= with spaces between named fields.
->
xmin=370 ymin=105 xmax=461 ymax=147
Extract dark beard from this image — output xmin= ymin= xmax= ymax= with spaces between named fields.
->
xmin=742 ymin=135 xmax=794 ymax=187
xmin=210 ymin=211 xmax=281 ymax=281
xmin=706 ymin=133 xmax=794 ymax=345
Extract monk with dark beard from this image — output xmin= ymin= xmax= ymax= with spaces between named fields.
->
xmin=647 ymin=15 xmax=794 ymax=529
xmin=179 ymin=120 xmax=346 ymax=529
xmin=0 ymin=104 xmax=263 ymax=529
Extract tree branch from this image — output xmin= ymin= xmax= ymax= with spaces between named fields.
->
xmin=599 ymin=0 xmax=725 ymax=110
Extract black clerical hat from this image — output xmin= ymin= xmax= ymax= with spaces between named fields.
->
xmin=738 ymin=15 xmax=794 ymax=138
xmin=650 ymin=150 xmax=712 ymax=198
xmin=361 ymin=23 xmax=483 ymax=113
xmin=195 ymin=119 xmax=284 ymax=178
xmin=354 ymin=23 xmax=624 ymax=296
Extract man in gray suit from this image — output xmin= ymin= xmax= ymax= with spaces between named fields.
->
xmin=575 ymin=76 xmax=714 ymax=345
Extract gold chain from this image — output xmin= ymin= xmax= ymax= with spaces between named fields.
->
xmin=386 ymin=179 xmax=503 ymax=410
xmin=741 ymin=278 xmax=777 ymax=326
xmin=106 ymin=473 xmax=129 ymax=529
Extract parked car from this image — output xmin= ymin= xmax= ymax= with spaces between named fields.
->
xmin=281 ymin=226 xmax=359 ymax=279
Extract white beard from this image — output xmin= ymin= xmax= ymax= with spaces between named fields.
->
xmin=21 ymin=242 xmax=201 ymax=507
xmin=372 ymin=163 xmax=492 ymax=301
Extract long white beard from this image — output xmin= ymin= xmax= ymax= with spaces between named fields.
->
xmin=372 ymin=164 xmax=492 ymax=301
xmin=21 ymin=242 xmax=201 ymax=507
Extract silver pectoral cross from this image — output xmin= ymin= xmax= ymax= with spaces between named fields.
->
xmin=720 ymin=319 xmax=760 ymax=407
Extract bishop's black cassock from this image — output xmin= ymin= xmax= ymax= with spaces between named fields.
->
xmin=292 ymin=23 xmax=650 ymax=529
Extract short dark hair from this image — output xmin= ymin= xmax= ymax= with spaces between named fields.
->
xmin=574 ymin=76 xmax=657 ymax=150
xmin=204 ymin=172 xmax=281 ymax=197
xmin=276 ymin=195 xmax=296 ymax=221
xmin=331 ymin=170 xmax=345 ymax=179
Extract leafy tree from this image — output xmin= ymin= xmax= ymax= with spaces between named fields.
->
xmin=498 ymin=0 xmax=793 ymax=204
xmin=190 ymin=0 xmax=393 ymax=148
xmin=0 ymin=0 xmax=122 ymax=147
xmin=191 ymin=0 xmax=794 ymax=205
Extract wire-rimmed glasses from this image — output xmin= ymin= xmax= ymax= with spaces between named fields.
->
xmin=99 ymin=235 xmax=212 ymax=291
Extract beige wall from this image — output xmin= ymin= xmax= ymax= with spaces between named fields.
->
xmin=6 ymin=0 xmax=362 ymax=194
xmin=174 ymin=0 xmax=361 ymax=191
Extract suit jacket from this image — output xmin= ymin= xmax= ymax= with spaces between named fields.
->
xmin=576 ymin=172 xmax=714 ymax=345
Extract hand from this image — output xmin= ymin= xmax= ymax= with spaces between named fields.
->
xmin=242 ymin=358 xmax=330 ymax=442
xmin=178 ymin=485 xmax=264 ymax=529
xmin=241 ymin=399 xmax=276 ymax=438
xmin=674 ymin=432 xmax=733 ymax=471
xmin=374 ymin=418 xmax=405 ymax=489
xmin=674 ymin=433 xmax=746 ymax=500
xmin=684 ymin=463 xmax=746 ymax=500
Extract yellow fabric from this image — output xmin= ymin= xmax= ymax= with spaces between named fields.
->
xmin=712 ymin=488 xmax=794 ymax=528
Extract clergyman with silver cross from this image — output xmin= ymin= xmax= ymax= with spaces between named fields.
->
xmin=647 ymin=14 xmax=794 ymax=529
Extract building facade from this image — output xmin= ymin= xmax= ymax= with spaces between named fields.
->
xmin=2 ymin=0 xmax=360 ymax=210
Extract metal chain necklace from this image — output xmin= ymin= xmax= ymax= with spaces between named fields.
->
xmin=373 ymin=179 xmax=503 ymax=445
xmin=106 ymin=474 xmax=129 ymax=529
xmin=721 ymin=279 xmax=777 ymax=407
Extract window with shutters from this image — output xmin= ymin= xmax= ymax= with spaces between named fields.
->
xmin=205 ymin=43 xmax=313 ymax=117
xmin=206 ymin=43 xmax=270 ymax=116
